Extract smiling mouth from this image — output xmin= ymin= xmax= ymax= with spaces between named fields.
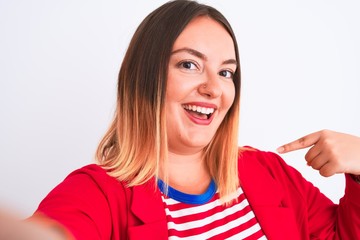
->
xmin=182 ymin=104 xmax=215 ymax=120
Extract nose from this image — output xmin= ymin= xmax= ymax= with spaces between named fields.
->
xmin=198 ymin=70 xmax=222 ymax=98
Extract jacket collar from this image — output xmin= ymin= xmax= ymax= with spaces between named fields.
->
xmin=128 ymin=151 xmax=302 ymax=240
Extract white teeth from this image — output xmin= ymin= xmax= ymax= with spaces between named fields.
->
xmin=183 ymin=104 xmax=215 ymax=115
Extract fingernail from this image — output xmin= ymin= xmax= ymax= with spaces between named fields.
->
xmin=276 ymin=146 xmax=284 ymax=153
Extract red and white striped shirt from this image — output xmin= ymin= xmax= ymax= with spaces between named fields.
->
xmin=158 ymin=180 xmax=266 ymax=239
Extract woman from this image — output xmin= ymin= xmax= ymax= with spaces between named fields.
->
xmin=1 ymin=0 xmax=360 ymax=239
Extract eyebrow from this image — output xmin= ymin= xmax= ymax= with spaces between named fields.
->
xmin=171 ymin=47 xmax=238 ymax=66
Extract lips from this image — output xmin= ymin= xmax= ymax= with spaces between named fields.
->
xmin=182 ymin=103 xmax=217 ymax=124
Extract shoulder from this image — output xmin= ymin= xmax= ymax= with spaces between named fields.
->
xmin=66 ymin=164 xmax=118 ymax=183
xmin=67 ymin=163 xmax=111 ymax=177
xmin=237 ymin=146 xmax=311 ymax=199
xmin=40 ymin=164 xmax=129 ymax=205
xmin=238 ymin=146 xmax=300 ymax=181
xmin=36 ymin=164 xmax=130 ymax=239
xmin=64 ymin=164 xmax=128 ymax=195
xmin=238 ymin=146 xmax=286 ymax=168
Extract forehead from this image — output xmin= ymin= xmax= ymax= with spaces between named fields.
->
xmin=172 ymin=16 xmax=236 ymax=59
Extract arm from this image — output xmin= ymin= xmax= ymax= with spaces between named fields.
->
xmin=277 ymin=129 xmax=360 ymax=239
xmin=34 ymin=168 xmax=114 ymax=240
xmin=0 ymin=164 xmax=123 ymax=240
xmin=0 ymin=209 xmax=70 ymax=240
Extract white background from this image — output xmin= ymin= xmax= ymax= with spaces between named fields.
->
xmin=1 ymin=0 xmax=359 ymax=218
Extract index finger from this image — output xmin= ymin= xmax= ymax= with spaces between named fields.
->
xmin=277 ymin=131 xmax=321 ymax=154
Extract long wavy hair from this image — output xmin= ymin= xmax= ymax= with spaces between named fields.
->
xmin=96 ymin=0 xmax=241 ymax=202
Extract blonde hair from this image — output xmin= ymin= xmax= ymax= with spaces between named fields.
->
xmin=96 ymin=0 xmax=241 ymax=203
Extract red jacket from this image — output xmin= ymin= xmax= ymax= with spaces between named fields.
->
xmin=35 ymin=149 xmax=360 ymax=239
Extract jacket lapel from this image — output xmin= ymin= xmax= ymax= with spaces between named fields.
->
xmin=238 ymin=152 xmax=301 ymax=240
xmin=128 ymin=179 xmax=168 ymax=240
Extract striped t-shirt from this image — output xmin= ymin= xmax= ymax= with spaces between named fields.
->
xmin=158 ymin=179 xmax=266 ymax=240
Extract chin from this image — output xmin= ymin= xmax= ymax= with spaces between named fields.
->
xmin=187 ymin=138 xmax=213 ymax=149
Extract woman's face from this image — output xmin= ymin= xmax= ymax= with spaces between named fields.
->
xmin=166 ymin=16 xmax=236 ymax=155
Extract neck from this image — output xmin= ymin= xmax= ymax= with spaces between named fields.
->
xmin=162 ymin=150 xmax=212 ymax=194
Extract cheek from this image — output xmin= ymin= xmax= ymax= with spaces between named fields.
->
xmin=165 ymin=74 xmax=174 ymax=97
xmin=166 ymin=72 xmax=181 ymax=100
xmin=224 ymin=83 xmax=236 ymax=109
xmin=166 ymin=73 xmax=194 ymax=102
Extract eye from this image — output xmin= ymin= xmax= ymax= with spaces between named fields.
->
xmin=178 ymin=61 xmax=198 ymax=70
xmin=219 ymin=70 xmax=234 ymax=79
